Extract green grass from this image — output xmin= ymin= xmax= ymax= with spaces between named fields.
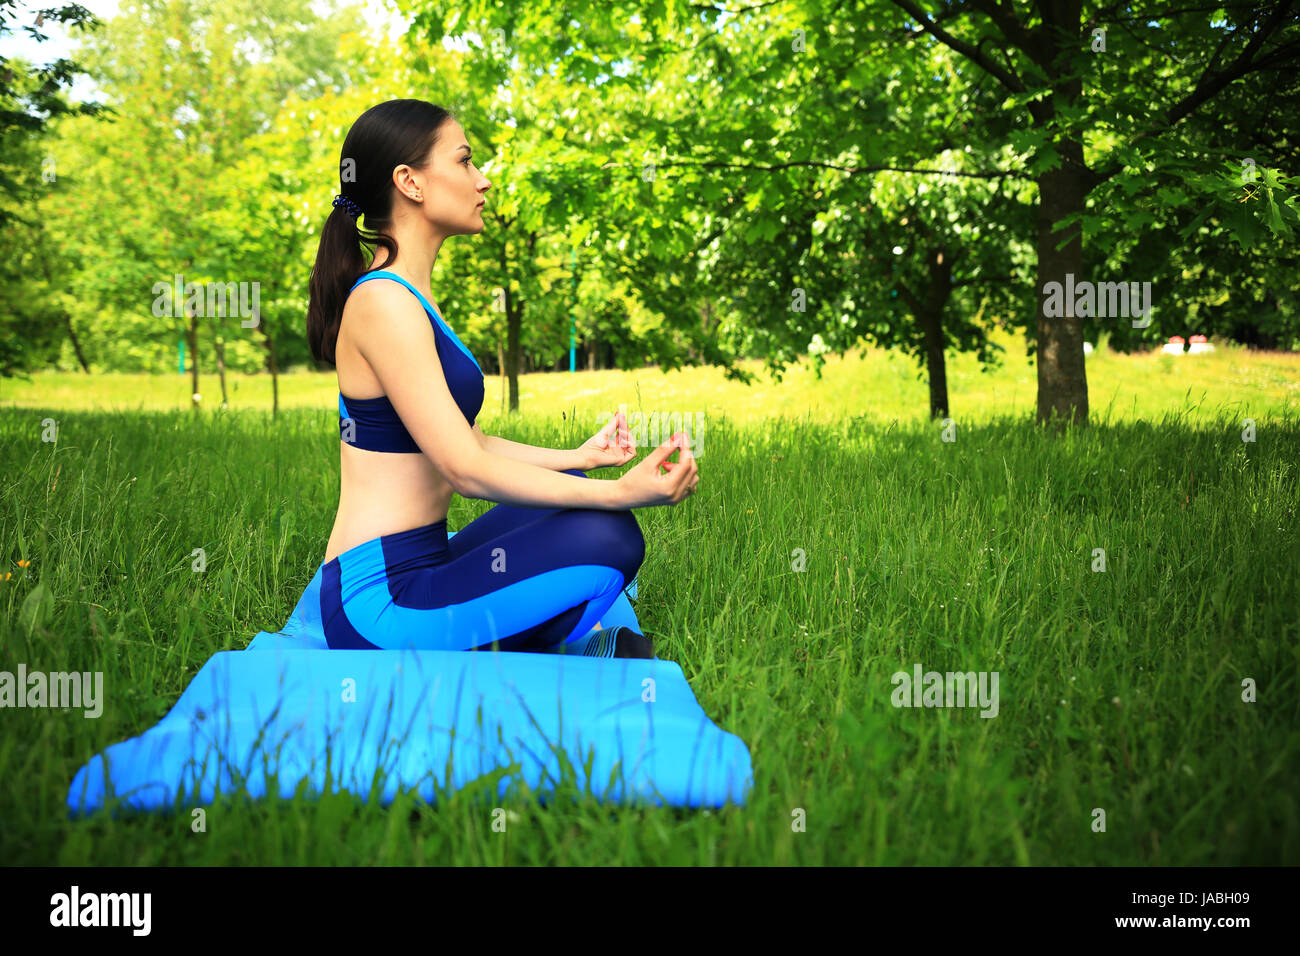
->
xmin=1 ymin=331 xmax=1298 ymax=864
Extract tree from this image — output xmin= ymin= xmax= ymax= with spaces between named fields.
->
xmin=0 ymin=1 xmax=107 ymax=376
xmin=888 ymin=0 xmax=1299 ymax=426
xmin=405 ymin=0 xmax=1300 ymax=428
xmin=34 ymin=0 xmax=367 ymax=406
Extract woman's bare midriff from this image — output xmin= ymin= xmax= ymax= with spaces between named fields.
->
xmin=321 ymin=281 xmax=457 ymax=565
xmin=322 ymin=445 xmax=455 ymax=564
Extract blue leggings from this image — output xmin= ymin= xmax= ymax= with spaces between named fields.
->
xmin=321 ymin=469 xmax=645 ymax=651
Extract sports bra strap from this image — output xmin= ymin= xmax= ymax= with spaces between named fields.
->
xmin=349 ymin=270 xmax=482 ymax=374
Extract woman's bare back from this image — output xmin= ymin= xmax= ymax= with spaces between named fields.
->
xmin=321 ymin=277 xmax=458 ymax=564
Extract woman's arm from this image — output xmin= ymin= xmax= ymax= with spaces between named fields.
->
xmin=472 ymin=423 xmax=592 ymax=472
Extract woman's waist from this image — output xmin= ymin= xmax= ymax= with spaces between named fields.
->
xmin=325 ymin=510 xmax=451 ymax=573
xmin=327 ymin=485 xmax=454 ymax=562
xmin=338 ymin=448 xmax=455 ymax=495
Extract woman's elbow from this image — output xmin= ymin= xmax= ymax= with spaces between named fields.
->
xmin=448 ymin=449 xmax=485 ymax=500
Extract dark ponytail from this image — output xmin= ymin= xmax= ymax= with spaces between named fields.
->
xmin=307 ymin=99 xmax=454 ymax=365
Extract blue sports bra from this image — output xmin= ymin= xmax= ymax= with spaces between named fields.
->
xmin=337 ymin=270 xmax=485 ymax=453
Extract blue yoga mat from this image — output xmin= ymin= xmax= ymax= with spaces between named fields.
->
xmin=67 ymin=533 xmax=752 ymax=816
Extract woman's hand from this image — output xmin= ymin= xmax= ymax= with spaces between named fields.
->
xmin=578 ymin=408 xmax=637 ymax=470
xmin=615 ymin=432 xmax=699 ymax=508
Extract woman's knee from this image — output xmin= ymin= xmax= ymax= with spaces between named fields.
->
xmin=566 ymin=507 xmax=644 ymax=579
xmin=604 ymin=509 xmax=645 ymax=577
xmin=553 ymin=471 xmax=645 ymax=573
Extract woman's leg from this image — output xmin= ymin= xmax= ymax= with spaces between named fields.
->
xmin=444 ymin=468 xmax=591 ymax=556
xmin=451 ymin=505 xmax=645 ymax=652
xmin=321 ymin=472 xmax=645 ymax=651
xmin=446 ymin=468 xmax=626 ymax=633
xmin=449 ymin=468 xmax=641 ymax=649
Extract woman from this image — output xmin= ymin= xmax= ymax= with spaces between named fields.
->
xmin=305 ymin=100 xmax=699 ymax=659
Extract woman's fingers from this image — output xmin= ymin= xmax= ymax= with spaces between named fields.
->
xmin=658 ymin=434 xmax=699 ymax=476
xmin=674 ymin=455 xmax=697 ymax=493
xmin=659 ymin=458 xmax=696 ymax=474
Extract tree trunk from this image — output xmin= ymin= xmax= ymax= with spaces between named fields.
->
xmin=497 ymin=335 xmax=506 ymax=414
xmin=505 ymin=290 xmax=521 ymax=412
xmin=215 ymin=335 xmax=229 ymax=407
xmin=919 ymin=311 xmax=949 ymax=419
xmin=1033 ymin=3 xmax=1089 ymax=430
xmin=897 ymin=248 xmax=955 ymax=420
xmin=187 ymin=305 xmax=200 ymax=411
xmin=1035 ymin=140 xmax=1089 ymax=430
xmin=65 ymin=314 xmax=90 ymax=372
xmin=262 ymin=326 xmax=279 ymax=417
xmin=917 ymin=316 xmax=948 ymax=420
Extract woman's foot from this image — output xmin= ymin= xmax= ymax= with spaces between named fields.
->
xmin=542 ymin=625 xmax=657 ymax=659
xmin=612 ymin=627 xmax=656 ymax=659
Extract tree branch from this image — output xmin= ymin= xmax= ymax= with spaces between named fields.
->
xmin=644 ymin=158 xmax=1035 ymax=181
xmin=1090 ymin=4 xmax=1298 ymax=187
xmin=890 ymin=0 xmax=1028 ymax=95
xmin=968 ymin=0 xmax=1051 ymax=72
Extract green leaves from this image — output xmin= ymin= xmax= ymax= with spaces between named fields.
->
xmin=1155 ymin=186 xmax=1188 ymax=207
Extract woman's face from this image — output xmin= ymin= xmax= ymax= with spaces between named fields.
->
xmin=416 ymin=118 xmax=490 ymax=235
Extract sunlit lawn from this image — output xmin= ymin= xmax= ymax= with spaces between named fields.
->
xmin=5 ymin=328 xmax=1297 ymax=430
